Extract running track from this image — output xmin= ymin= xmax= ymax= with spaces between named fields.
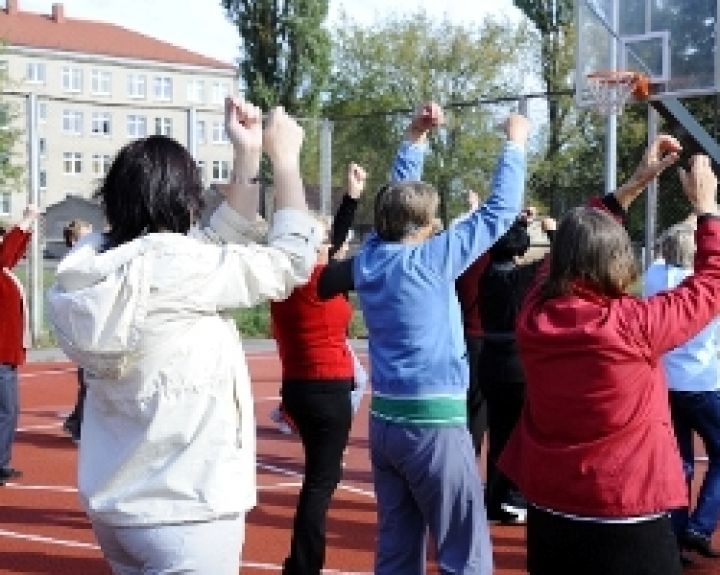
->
xmin=0 ymin=349 xmax=717 ymax=574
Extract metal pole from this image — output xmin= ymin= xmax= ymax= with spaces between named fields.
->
xmin=644 ymin=107 xmax=659 ymax=270
xmin=187 ymin=107 xmax=197 ymax=159
xmin=26 ymin=93 xmax=42 ymax=343
xmin=319 ymin=118 xmax=332 ymax=216
xmin=605 ymin=0 xmax=619 ymax=194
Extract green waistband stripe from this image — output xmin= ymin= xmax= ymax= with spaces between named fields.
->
xmin=370 ymin=395 xmax=467 ymax=425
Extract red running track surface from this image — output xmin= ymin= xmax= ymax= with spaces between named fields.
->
xmin=0 ymin=353 xmax=717 ymax=574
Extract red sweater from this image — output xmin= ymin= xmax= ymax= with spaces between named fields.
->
xmin=500 ymin=216 xmax=720 ymax=517
xmin=0 ymin=227 xmax=31 ymax=366
xmin=455 ymin=253 xmax=489 ymax=338
xmin=271 ymin=264 xmax=354 ymax=381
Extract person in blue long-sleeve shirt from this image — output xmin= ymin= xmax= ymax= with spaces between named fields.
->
xmin=318 ymin=103 xmax=529 ymax=574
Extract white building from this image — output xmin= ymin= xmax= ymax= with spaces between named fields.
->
xmin=0 ymin=0 xmax=238 ymax=222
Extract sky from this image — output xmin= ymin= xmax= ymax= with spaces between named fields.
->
xmin=18 ymin=0 xmax=521 ymax=65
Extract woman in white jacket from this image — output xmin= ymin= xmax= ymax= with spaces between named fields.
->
xmin=47 ymin=99 xmax=321 ymax=575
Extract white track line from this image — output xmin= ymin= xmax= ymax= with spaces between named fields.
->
xmin=0 ymin=529 xmax=100 ymax=550
xmin=1 ymin=483 xmax=78 ymax=493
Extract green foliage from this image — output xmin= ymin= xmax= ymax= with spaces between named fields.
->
xmin=326 ymin=12 xmax=533 ymax=225
xmin=221 ymin=0 xmax=331 ymax=116
xmin=0 ymin=48 xmax=23 ymax=194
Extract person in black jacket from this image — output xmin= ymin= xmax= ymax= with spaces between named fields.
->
xmin=480 ymin=211 xmax=555 ymax=523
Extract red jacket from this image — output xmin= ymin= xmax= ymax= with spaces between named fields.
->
xmin=271 ymin=264 xmax=353 ymax=381
xmin=0 ymin=227 xmax=31 ymax=366
xmin=500 ymin=216 xmax=720 ymax=517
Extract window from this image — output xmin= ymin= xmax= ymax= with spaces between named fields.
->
xmin=91 ymin=112 xmax=112 ymax=136
xmin=39 ymin=138 xmax=47 ymax=158
xmin=92 ymin=154 xmax=112 ymax=176
xmin=37 ymin=102 xmax=47 ymax=123
xmin=212 ymin=121 xmax=228 ymax=144
xmin=62 ymin=110 xmax=83 ymax=135
xmin=63 ymin=152 xmax=83 ymax=175
xmin=196 ymin=120 xmax=206 ymax=145
xmin=154 ymin=117 xmax=173 ymax=137
xmin=91 ymin=69 xmax=112 ymax=96
xmin=211 ymin=160 xmax=231 ymax=182
xmin=127 ymin=115 xmax=147 ymax=138
xmin=153 ymin=76 xmax=173 ymax=101
xmin=197 ymin=160 xmax=206 ymax=182
xmin=127 ymin=74 xmax=147 ymax=99
xmin=26 ymin=62 xmax=46 ymax=84
xmin=39 ymin=170 xmax=47 ymax=190
xmin=211 ymin=82 xmax=230 ymax=104
xmin=187 ymin=79 xmax=204 ymax=103
xmin=0 ymin=192 xmax=10 ymax=216
xmin=62 ymin=66 xmax=83 ymax=93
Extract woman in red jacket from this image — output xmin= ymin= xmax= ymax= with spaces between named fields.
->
xmin=0 ymin=204 xmax=37 ymax=485
xmin=270 ymin=163 xmax=366 ymax=575
xmin=500 ymin=140 xmax=720 ymax=575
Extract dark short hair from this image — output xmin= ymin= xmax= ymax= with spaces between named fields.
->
xmin=541 ymin=207 xmax=638 ymax=300
xmin=490 ymin=218 xmax=530 ymax=261
xmin=97 ymin=136 xmax=203 ymax=248
xmin=0 ymin=226 xmax=5 ymax=237
xmin=374 ymin=181 xmax=438 ymax=242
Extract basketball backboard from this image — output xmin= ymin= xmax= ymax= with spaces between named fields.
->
xmin=576 ymin=0 xmax=719 ymax=108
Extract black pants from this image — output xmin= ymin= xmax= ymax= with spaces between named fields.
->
xmin=465 ymin=335 xmax=487 ymax=455
xmin=281 ymin=379 xmax=353 ymax=575
xmin=484 ymin=378 xmax=524 ymax=513
xmin=527 ymin=506 xmax=682 ymax=575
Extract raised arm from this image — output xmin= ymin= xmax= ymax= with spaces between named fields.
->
xmin=329 ymin=163 xmax=366 ymax=258
xmin=390 ymin=102 xmax=443 ymax=182
xmin=0 ymin=204 xmax=36 ymax=267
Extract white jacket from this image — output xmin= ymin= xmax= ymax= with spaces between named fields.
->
xmin=47 ymin=203 xmax=321 ymax=526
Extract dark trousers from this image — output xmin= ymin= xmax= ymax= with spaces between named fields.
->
xmin=669 ymin=389 xmax=720 ymax=539
xmin=281 ymin=379 xmax=353 ymax=575
xmin=0 ymin=364 xmax=18 ymax=469
xmin=527 ymin=506 xmax=682 ymax=575
xmin=66 ymin=368 xmax=87 ymax=423
xmin=484 ymin=378 xmax=524 ymax=513
xmin=465 ymin=336 xmax=487 ymax=456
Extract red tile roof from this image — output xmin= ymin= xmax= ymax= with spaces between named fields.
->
xmin=0 ymin=2 xmax=236 ymax=71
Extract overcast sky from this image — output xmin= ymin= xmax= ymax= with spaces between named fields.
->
xmin=18 ymin=0 xmax=520 ymax=64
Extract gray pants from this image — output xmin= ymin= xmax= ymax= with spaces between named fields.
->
xmin=0 ymin=364 xmax=18 ymax=469
xmin=370 ymin=418 xmax=493 ymax=574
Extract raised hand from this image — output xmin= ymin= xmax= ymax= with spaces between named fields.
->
xmin=19 ymin=203 xmax=38 ymax=232
xmin=409 ymin=101 xmax=444 ymax=142
xmin=504 ymin=114 xmax=531 ymax=148
xmin=678 ymin=154 xmax=718 ymax=215
xmin=347 ymin=163 xmax=368 ymax=199
xmin=224 ymin=96 xmax=262 ymax=156
xmin=631 ymin=134 xmax=682 ymax=188
xmin=263 ymin=106 xmax=304 ymax=168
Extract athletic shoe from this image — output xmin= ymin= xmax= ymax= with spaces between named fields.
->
xmin=487 ymin=508 xmax=526 ymax=525
xmin=0 ymin=467 xmax=23 ymax=485
xmin=62 ymin=417 xmax=81 ymax=443
xmin=270 ymin=406 xmax=295 ymax=435
xmin=682 ymin=529 xmax=720 ymax=558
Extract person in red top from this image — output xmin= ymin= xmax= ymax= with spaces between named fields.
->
xmin=499 ymin=137 xmax=720 ymax=575
xmin=0 ymin=204 xmax=38 ymax=485
xmin=270 ymin=163 xmax=367 ymax=575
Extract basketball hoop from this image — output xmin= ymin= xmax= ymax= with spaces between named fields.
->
xmin=586 ymin=71 xmax=651 ymax=116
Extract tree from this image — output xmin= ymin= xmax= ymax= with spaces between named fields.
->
xmin=0 ymin=54 xmax=23 ymax=221
xmin=221 ymin=0 xmax=330 ymax=115
xmin=326 ymin=13 xmax=532 ymax=225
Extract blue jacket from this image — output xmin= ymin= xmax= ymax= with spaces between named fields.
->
xmin=355 ymin=139 xmax=526 ymax=425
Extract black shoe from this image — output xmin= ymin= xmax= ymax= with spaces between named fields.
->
xmin=63 ymin=418 xmax=81 ymax=442
xmin=683 ymin=530 xmax=720 ymax=558
xmin=0 ymin=467 xmax=23 ymax=484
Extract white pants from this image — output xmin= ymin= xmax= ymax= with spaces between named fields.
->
xmin=92 ymin=515 xmax=245 ymax=575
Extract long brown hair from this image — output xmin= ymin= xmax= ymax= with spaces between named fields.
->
xmin=541 ymin=207 xmax=638 ymax=300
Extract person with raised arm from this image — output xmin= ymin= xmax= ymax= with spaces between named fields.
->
xmin=0 ymin=204 xmax=37 ymax=485
xmin=319 ymin=103 xmax=530 ymax=574
xmin=499 ymin=137 xmax=720 ymax=575
xmin=46 ymin=98 xmax=322 ymax=575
